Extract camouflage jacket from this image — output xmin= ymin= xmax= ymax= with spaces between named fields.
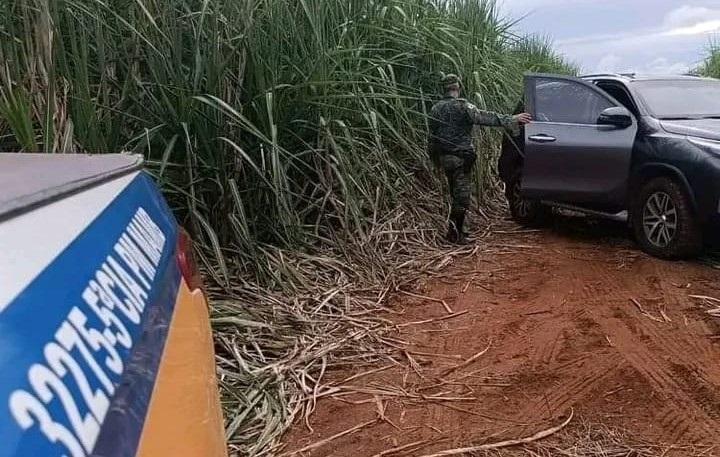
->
xmin=428 ymin=96 xmax=517 ymax=157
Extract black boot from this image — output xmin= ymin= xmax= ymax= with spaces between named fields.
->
xmin=446 ymin=221 xmax=459 ymax=243
xmin=446 ymin=210 xmax=468 ymax=244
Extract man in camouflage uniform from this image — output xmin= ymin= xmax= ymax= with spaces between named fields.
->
xmin=429 ymin=74 xmax=532 ymax=243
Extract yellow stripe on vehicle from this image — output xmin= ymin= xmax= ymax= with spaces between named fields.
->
xmin=136 ymin=279 xmax=226 ymax=457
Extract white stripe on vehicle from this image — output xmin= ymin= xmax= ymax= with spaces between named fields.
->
xmin=0 ymin=172 xmax=139 ymax=312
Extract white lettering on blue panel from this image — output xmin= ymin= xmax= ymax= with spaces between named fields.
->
xmin=7 ymin=207 xmax=168 ymax=456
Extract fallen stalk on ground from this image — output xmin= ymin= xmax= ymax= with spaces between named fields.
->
xmin=418 ymin=409 xmax=574 ymax=457
xmin=211 ymin=209 xmax=516 ymax=455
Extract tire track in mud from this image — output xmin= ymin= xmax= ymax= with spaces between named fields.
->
xmin=524 ymin=277 xmax=573 ymax=370
xmin=653 ymin=263 xmax=719 ymax=362
xmin=518 ymin=354 xmax=623 ymax=424
xmin=595 ymin=314 xmax=719 ymax=443
xmin=569 ymin=251 xmax=720 ymax=444
xmin=529 ymin=321 xmax=566 ymax=368
xmin=283 ymin=224 xmax=720 ymax=456
xmin=506 ymin=235 xmax=720 ymax=446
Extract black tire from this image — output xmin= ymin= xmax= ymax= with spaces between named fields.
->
xmin=505 ymin=174 xmax=550 ymax=227
xmin=631 ymin=177 xmax=703 ymax=259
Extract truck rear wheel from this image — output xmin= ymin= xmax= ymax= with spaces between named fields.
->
xmin=506 ymin=175 xmax=550 ymax=227
xmin=631 ymin=177 xmax=702 ymax=259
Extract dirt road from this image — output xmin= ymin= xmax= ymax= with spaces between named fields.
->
xmin=283 ymin=218 xmax=720 ymax=456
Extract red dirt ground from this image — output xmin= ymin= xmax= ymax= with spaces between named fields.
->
xmin=283 ymin=218 xmax=720 ymax=456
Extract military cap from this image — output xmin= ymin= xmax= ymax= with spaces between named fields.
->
xmin=441 ymin=73 xmax=462 ymax=89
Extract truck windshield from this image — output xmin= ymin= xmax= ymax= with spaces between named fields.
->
xmin=634 ymin=79 xmax=720 ymax=120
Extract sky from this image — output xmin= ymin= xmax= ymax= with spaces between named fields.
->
xmin=499 ymin=0 xmax=720 ymax=75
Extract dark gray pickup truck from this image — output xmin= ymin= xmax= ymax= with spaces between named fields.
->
xmin=500 ymin=73 xmax=720 ymax=259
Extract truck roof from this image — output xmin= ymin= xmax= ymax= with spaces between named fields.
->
xmin=0 ymin=153 xmax=143 ymax=221
xmin=581 ymin=73 xmax=711 ymax=82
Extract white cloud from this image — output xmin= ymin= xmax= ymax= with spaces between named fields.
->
xmin=662 ymin=5 xmax=720 ymax=36
xmin=552 ymin=4 xmax=720 ymax=74
xmin=499 ymin=0 xmax=594 ymax=14
xmin=644 ymin=57 xmax=691 ymax=75
xmin=665 ymin=20 xmax=720 ymax=36
xmin=595 ymin=54 xmax=624 ymax=73
xmin=505 ymin=2 xmax=716 ymax=75
xmin=663 ymin=6 xmax=720 ymax=28
xmin=591 ymin=54 xmax=686 ymax=75
xmin=560 ymin=5 xmax=720 ymax=48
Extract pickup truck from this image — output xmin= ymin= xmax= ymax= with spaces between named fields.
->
xmin=0 ymin=153 xmax=226 ymax=457
xmin=500 ymin=73 xmax=720 ymax=259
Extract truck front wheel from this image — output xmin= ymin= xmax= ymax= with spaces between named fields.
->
xmin=631 ymin=177 xmax=703 ymax=259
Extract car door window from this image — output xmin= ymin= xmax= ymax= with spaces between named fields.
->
xmin=534 ymin=78 xmax=614 ymax=125
xmin=595 ymin=82 xmax=638 ymax=115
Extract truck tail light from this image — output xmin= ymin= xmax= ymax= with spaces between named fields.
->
xmin=176 ymin=227 xmax=204 ymax=291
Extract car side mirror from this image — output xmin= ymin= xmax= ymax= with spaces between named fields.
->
xmin=598 ymin=107 xmax=633 ymax=129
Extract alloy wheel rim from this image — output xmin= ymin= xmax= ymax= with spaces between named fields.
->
xmin=642 ymin=191 xmax=678 ymax=248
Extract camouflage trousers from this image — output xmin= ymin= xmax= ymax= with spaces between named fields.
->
xmin=439 ymin=154 xmax=475 ymax=216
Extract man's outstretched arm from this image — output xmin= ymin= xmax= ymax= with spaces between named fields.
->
xmin=465 ymin=102 xmax=532 ymax=128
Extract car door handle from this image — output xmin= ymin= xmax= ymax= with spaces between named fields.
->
xmin=528 ymin=134 xmax=557 ymax=143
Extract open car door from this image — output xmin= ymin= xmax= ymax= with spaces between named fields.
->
xmin=522 ymin=73 xmax=637 ymax=207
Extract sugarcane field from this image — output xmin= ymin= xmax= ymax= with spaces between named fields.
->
xmin=2 ymin=0 xmax=720 ymax=456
